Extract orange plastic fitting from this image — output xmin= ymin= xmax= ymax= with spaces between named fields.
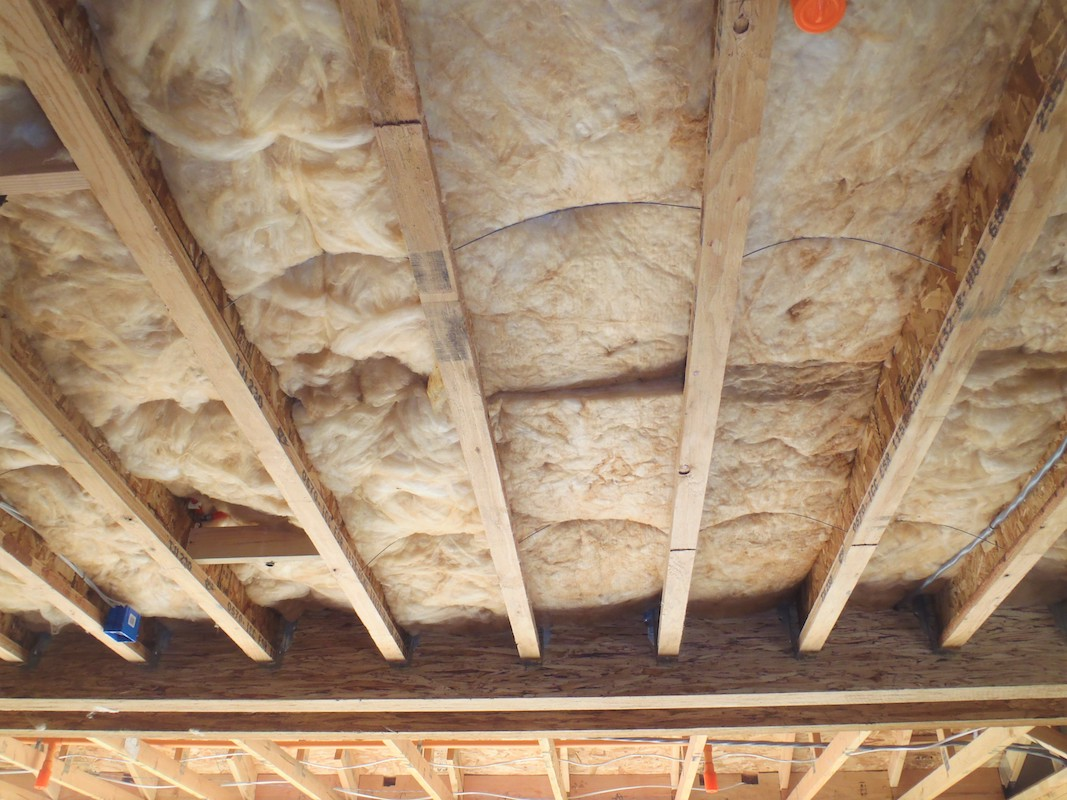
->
xmin=34 ymin=742 xmax=59 ymax=790
xmin=703 ymin=744 xmax=718 ymax=793
xmin=791 ymin=0 xmax=847 ymax=34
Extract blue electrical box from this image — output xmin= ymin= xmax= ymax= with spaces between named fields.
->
xmin=103 ymin=605 xmax=142 ymax=643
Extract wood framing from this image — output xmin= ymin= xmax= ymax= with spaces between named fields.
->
xmin=0 ymin=0 xmax=407 ymax=662
xmin=1027 ymin=727 xmax=1067 ymax=760
xmin=898 ymin=727 xmax=1032 ymax=800
xmin=227 ymin=751 xmax=261 ymax=800
xmin=1 ymin=609 xmax=1067 ymax=736
xmin=0 ymin=141 xmax=88 ymax=195
xmin=0 ymin=612 xmax=35 ymax=663
xmin=538 ymin=738 xmax=567 ymax=800
xmin=233 ymin=739 xmax=336 ymax=800
xmin=799 ymin=2 xmax=1067 ymax=651
xmin=658 ymin=0 xmax=778 ymax=657
xmin=938 ymin=432 xmax=1067 ymax=647
xmin=0 ymin=318 xmax=279 ymax=661
xmin=90 ymin=737 xmax=241 ymax=800
xmin=674 ymin=735 xmax=707 ymax=800
xmin=1011 ymin=767 xmax=1067 ymax=800
xmin=339 ymin=0 xmax=539 ymax=659
xmin=384 ymin=739 xmax=454 ymax=800
xmin=0 ymin=509 xmax=148 ymax=661
xmin=186 ymin=525 xmax=318 ymax=566
xmin=887 ymin=730 xmax=913 ymax=788
xmin=0 ymin=775 xmax=59 ymax=800
xmin=785 ymin=730 xmax=870 ymax=800
xmin=0 ymin=736 xmax=141 ymax=800
xmin=338 ymin=750 xmax=362 ymax=795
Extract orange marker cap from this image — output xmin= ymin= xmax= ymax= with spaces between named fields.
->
xmin=791 ymin=0 xmax=846 ymax=34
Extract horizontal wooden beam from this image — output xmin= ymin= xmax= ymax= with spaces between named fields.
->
xmin=658 ymin=0 xmax=777 ymax=657
xmin=938 ymin=433 xmax=1067 ymax=648
xmin=185 ymin=525 xmax=319 ymax=565
xmin=0 ymin=613 xmax=35 ymax=663
xmin=0 ymin=319 xmax=279 ymax=661
xmin=1 ymin=609 xmax=1066 ymax=736
xmin=0 ymin=0 xmax=407 ymax=662
xmin=799 ymin=1 xmax=1067 ymax=650
xmin=341 ymin=0 xmax=540 ymax=659
xmin=898 ymin=727 xmax=1032 ymax=800
xmin=0 ymin=510 xmax=148 ymax=661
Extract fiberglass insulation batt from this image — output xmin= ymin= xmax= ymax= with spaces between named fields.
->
xmin=0 ymin=0 xmax=1064 ymax=632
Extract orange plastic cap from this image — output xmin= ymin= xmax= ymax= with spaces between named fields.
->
xmin=791 ymin=0 xmax=846 ymax=34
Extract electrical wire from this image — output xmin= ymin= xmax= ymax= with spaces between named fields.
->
xmin=0 ymin=499 xmax=121 ymax=607
xmin=851 ymin=729 xmax=984 ymax=754
xmin=302 ymin=756 xmax=405 ymax=771
xmin=914 ymin=433 xmax=1067 ymax=594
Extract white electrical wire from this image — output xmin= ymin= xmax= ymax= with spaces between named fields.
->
xmin=0 ymin=499 xmax=121 ymax=607
xmin=917 ymin=434 xmax=1067 ymax=593
xmin=302 ymin=756 xmax=405 ymax=771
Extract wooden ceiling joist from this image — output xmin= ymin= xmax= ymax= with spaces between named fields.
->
xmin=0 ymin=736 xmax=141 ymax=800
xmin=340 ymin=0 xmax=540 ymax=658
xmin=785 ymin=730 xmax=870 ymax=800
xmin=538 ymin=738 xmax=568 ymax=800
xmin=937 ymin=432 xmax=1067 ymax=648
xmin=1027 ymin=727 xmax=1067 ymax=761
xmin=657 ymin=0 xmax=778 ymax=657
xmin=0 ymin=509 xmax=149 ymax=662
xmin=673 ymin=735 xmax=707 ymax=800
xmin=2 ymin=609 xmax=1067 ymax=736
xmin=384 ymin=739 xmax=454 ymax=800
xmin=0 ymin=612 xmax=35 ymax=663
xmin=0 ymin=0 xmax=408 ymax=662
xmin=0 ymin=319 xmax=279 ymax=661
xmin=898 ymin=727 xmax=1032 ymax=800
xmin=232 ymin=739 xmax=336 ymax=800
xmin=798 ymin=2 xmax=1067 ymax=652
xmin=89 ymin=737 xmax=241 ymax=800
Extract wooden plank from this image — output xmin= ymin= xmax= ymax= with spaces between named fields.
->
xmin=785 ymin=730 xmax=870 ymax=800
xmin=1027 ymin=727 xmax=1067 ymax=760
xmin=770 ymin=733 xmax=797 ymax=792
xmin=538 ymin=739 xmax=567 ymax=800
xmin=0 ymin=774 xmax=62 ymax=800
xmin=799 ymin=1 xmax=1067 ymax=651
xmin=0 ymin=142 xmax=89 ymax=195
xmin=0 ymin=319 xmax=278 ymax=661
xmin=340 ymin=0 xmax=539 ymax=659
xmin=0 ymin=612 xmax=35 ymax=663
xmin=675 ymin=735 xmax=707 ymax=800
xmin=227 ymin=751 xmax=260 ymax=800
xmin=337 ymin=750 xmax=361 ymax=794
xmin=898 ymin=728 xmax=1032 ymax=800
xmin=89 ymin=737 xmax=241 ymax=800
xmin=998 ymin=749 xmax=1026 ymax=788
xmin=186 ymin=525 xmax=319 ymax=566
xmin=0 ymin=0 xmax=407 ymax=663
xmin=938 ymin=433 xmax=1067 ymax=647
xmin=383 ymin=740 xmax=453 ymax=800
xmin=657 ymin=0 xmax=778 ymax=656
xmin=2 ymin=610 xmax=1067 ymax=737
xmin=232 ymin=740 xmax=335 ymax=800
xmin=897 ymin=768 xmax=1006 ymax=800
xmin=0 ymin=737 xmax=141 ymax=800
xmin=670 ymin=745 xmax=682 ymax=790
xmin=888 ymin=731 xmax=914 ymax=789
xmin=0 ymin=510 xmax=148 ymax=661
xmin=1011 ymin=768 xmax=1067 ymax=800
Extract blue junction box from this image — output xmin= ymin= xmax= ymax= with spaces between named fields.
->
xmin=103 ymin=605 xmax=142 ymax=643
